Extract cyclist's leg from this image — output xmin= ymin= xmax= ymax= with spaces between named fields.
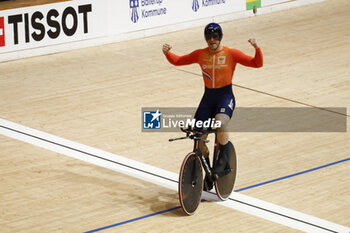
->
xmin=195 ymin=108 xmax=214 ymax=190
xmin=199 ymin=134 xmax=209 ymax=157
xmin=194 ymin=94 xmax=215 ymax=191
xmin=213 ymin=95 xmax=235 ymax=177
xmin=215 ymin=113 xmax=230 ymax=145
xmin=213 ymin=86 xmax=235 ymax=145
xmin=194 ymin=94 xmax=213 ymax=159
xmin=198 ymin=133 xmax=213 ymax=191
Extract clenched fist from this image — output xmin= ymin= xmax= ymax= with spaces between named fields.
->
xmin=248 ymin=38 xmax=259 ymax=49
xmin=162 ymin=43 xmax=172 ymax=54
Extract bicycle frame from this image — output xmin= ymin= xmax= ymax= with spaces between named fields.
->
xmin=170 ymin=128 xmax=218 ymax=182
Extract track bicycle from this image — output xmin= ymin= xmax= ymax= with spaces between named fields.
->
xmin=169 ymin=127 xmax=237 ymax=215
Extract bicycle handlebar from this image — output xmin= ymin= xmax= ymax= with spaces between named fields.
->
xmin=180 ymin=127 xmax=217 ymax=135
xmin=169 ymin=136 xmax=188 ymax=142
xmin=168 ymin=127 xmax=216 ymax=143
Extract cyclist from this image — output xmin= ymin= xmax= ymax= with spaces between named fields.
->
xmin=162 ymin=22 xmax=263 ymax=191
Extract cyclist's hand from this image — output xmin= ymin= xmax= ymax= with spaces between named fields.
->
xmin=162 ymin=43 xmax=172 ymax=54
xmin=248 ymin=38 xmax=259 ymax=49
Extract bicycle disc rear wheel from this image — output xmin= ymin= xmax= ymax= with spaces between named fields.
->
xmin=214 ymin=142 xmax=237 ymax=201
xmin=178 ymin=152 xmax=203 ymax=215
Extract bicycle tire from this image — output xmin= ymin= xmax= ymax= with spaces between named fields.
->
xmin=178 ymin=152 xmax=203 ymax=215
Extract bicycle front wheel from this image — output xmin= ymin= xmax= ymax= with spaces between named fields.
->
xmin=178 ymin=152 xmax=203 ymax=215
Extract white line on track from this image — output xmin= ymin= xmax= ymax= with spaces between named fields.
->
xmin=0 ymin=117 xmax=349 ymax=233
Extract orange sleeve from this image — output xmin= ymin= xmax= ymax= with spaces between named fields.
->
xmin=230 ymin=48 xmax=263 ymax=68
xmin=164 ymin=50 xmax=200 ymax=66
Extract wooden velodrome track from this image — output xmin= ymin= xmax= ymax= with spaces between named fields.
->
xmin=1 ymin=0 xmax=349 ymax=232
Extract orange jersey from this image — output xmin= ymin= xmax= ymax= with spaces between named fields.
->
xmin=165 ymin=46 xmax=263 ymax=89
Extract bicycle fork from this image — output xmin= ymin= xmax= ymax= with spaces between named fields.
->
xmin=197 ymin=151 xmax=215 ymax=182
xmin=193 ymin=138 xmax=216 ymax=183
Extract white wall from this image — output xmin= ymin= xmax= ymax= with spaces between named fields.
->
xmin=262 ymin=0 xmax=290 ymax=7
xmin=0 ymin=0 xmax=325 ymax=62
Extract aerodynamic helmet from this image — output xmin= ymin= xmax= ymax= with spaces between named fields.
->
xmin=204 ymin=23 xmax=223 ymax=41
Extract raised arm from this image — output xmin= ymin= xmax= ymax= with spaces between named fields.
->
xmin=162 ymin=43 xmax=199 ymax=66
xmin=230 ymin=38 xmax=263 ymax=68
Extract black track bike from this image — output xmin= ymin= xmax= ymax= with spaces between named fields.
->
xmin=169 ymin=128 xmax=237 ymax=215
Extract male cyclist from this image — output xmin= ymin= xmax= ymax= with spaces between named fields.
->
xmin=162 ymin=23 xmax=263 ymax=191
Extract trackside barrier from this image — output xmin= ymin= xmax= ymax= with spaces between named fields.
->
xmin=0 ymin=0 xmax=326 ymax=62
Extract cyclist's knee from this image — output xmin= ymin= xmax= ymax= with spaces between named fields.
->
xmin=199 ymin=142 xmax=209 ymax=157
xmin=217 ymin=131 xmax=229 ymax=145
xmin=215 ymin=113 xmax=230 ymax=145
xmin=215 ymin=113 xmax=230 ymax=131
xmin=199 ymin=135 xmax=209 ymax=157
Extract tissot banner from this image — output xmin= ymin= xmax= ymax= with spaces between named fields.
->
xmin=0 ymin=0 xmax=106 ymax=53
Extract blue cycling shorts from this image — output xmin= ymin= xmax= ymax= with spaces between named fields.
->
xmin=194 ymin=84 xmax=235 ymax=122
